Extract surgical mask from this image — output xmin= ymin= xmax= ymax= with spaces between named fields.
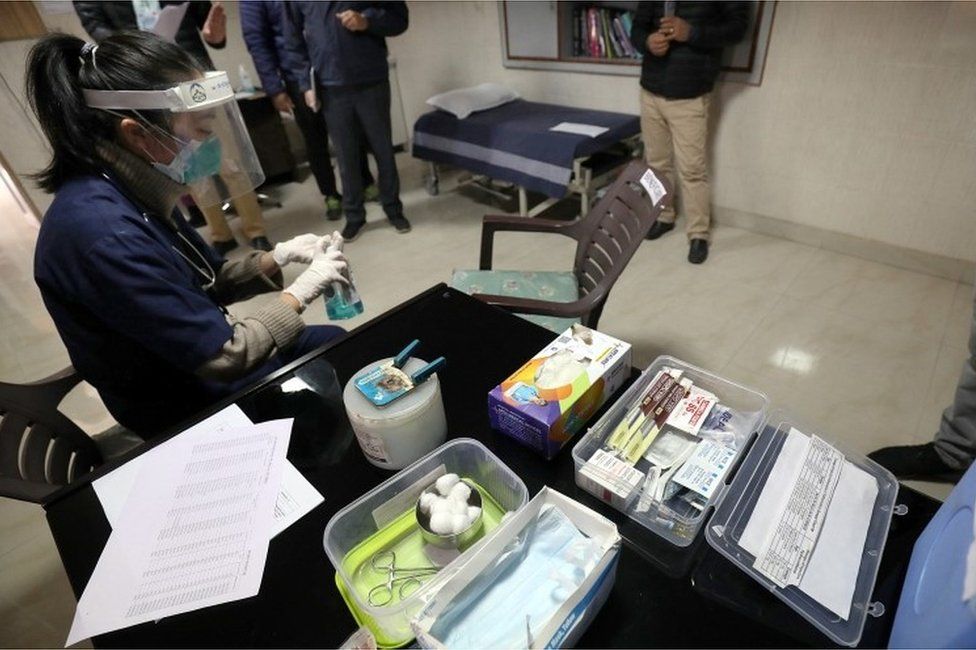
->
xmin=150 ymin=135 xmax=222 ymax=185
xmin=428 ymin=504 xmax=601 ymax=648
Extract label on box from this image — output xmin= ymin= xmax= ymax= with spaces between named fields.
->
xmin=671 ymin=440 xmax=736 ymax=500
xmin=665 ymin=385 xmax=717 ymax=437
xmin=582 ymin=449 xmax=643 ymax=503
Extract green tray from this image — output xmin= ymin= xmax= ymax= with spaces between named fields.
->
xmin=334 ymin=480 xmax=508 ymax=648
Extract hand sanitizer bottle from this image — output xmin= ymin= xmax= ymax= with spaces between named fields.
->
xmin=324 ymin=240 xmax=364 ymax=320
xmin=238 ymin=64 xmax=255 ymax=94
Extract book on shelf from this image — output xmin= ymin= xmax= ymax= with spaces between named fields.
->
xmin=574 ymin=5 xmax=642 ymax=61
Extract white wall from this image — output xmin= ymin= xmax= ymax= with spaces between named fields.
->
xmin=3 ymin=1 xmax=974 ymax=262
xmin=387 ymin=1 xmax=976 ymax=263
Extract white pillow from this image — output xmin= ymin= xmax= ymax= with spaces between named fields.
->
xmin=426 ymin=83 xmax=520 ymax=119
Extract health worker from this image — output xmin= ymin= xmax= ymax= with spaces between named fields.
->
xmin=27 ymin=31 xmax=349 ymax=438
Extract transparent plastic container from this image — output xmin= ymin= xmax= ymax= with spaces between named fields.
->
xmin=705 ymin=411 xmax=899 ymax=647
xmin=323 ymin=438 xmax=529 ymax=648
xmin=572 ymin=355 xmax=769 ymax=546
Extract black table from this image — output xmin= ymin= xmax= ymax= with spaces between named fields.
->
xmin=45 ymin=285 xmax=940 ymax=648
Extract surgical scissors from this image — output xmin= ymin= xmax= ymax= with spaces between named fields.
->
xmin=367 ymin=550 xmax=439 ymax=607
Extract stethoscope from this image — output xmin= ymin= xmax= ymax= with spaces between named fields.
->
xmin=100 ymin=172 xmax=217 ymax=293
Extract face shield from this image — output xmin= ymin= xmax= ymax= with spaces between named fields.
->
xmin=83 ymin=72 xmax=264 ymax=207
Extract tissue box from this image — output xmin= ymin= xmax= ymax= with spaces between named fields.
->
xmin=411 ymin=487 xmax=621 ymax=649
xmin=488 ymin=325 xmax=631 ymax=459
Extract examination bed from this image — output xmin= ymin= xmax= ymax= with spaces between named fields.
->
xmin=412 ymin=99 xmax=641 ymax=216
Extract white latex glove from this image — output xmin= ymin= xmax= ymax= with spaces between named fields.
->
xmin=283 ymin=247 xmax=348 ymax=308
xmin=272 ymin=233 xmax=331 ymax=267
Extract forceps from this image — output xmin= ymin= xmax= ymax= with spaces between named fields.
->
xmin=367 ymin=550 xmax=439 ymax=607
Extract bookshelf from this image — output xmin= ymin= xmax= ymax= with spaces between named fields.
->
xmin=499 ymin=1 xmax=775 ymax=85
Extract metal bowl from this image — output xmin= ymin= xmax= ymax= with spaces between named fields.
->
xmin=415 ymin=479 xmax=484 ymax=549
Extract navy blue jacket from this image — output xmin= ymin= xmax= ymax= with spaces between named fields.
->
xmin=283 ymin=1 xmax=408 ymax=89
xmin=240 ymin=0 xmax=296 ymax=96
xmin=34 ymin=175 xmax=239 ymax=436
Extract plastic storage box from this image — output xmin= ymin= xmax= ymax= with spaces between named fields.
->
xmin=323 ymin=438 xmax=529 ymax=648
xmin=888 ymin=460 xmax=976 ymax=648
xmin=573 ymin=356 xmax=901 ymax=647
xmin=572 ymin=356 xmax=769 ymax=546
xmin=705 ymin=412 xmax=899 ymax=647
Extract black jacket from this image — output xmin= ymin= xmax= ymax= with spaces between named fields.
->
xmin=72 ymin=0 xmax=224 ymax=70
xmin=631 ymin=1 xmax=750 ymax=99
xmin=283 ymin=1 xmax=408 ymax=88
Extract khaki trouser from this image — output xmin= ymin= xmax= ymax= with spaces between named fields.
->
xmin=639 ymin=89 xmax=711 ymax=241
xmin=200 ymin=190 xmax=266 ymax=242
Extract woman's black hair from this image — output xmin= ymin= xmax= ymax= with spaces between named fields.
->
xmin=26 ymin=31 xmax=202 ymax=193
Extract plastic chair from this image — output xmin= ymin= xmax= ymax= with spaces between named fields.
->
xmin=451 ymin=160 xmax=671 ymax=332
xmin=0 ymin=367 xmax=104 ymax=503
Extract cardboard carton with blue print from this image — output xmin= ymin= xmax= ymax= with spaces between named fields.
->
xmin=489 ymin=324 xmax=632 ymax=459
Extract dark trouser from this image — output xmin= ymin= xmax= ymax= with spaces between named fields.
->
xmin=320 ymin=80 xmax=402 ymax=225
xmin=233 ymin=324 xmax=346 ymax=391
xmin=285 ymin=81 xmax=374 ymax=198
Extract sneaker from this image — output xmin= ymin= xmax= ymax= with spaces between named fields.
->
xmin=645 ymin=220 xmax=675 ymax=240
xmin=212 ymin=238 xmax=238 ymax=256
xmin=389 ymin=215 xmax=412 ymax=234
xmin=325 ymin=195 xmax=342 ymax=221
xmin=341 ymin=221 xmax=365 ymax=242
xmin=688 ymin=238 xmax=709 ymax=264
xmin=867 ymin=442 xmax=964 ymax=482
xmin=250 ymin=236 xmax=273 ymax=252
xmin=364 ymin=184 xmax=380 ymax=202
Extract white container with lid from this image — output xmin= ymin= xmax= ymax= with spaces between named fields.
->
xmin=343 ymin=357 xmax=447 ymax=470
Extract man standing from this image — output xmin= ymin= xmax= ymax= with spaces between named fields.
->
xmin=240 ymin=0 xmax=378 ymax=221
xmin=631 ymin=1 xmax=749 ymax=264
xmin=284 ymin=2 xmax=410 ymax=243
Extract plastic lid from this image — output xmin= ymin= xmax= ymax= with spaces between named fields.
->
xmin=343 ymin=357 xmax=441 ymax=425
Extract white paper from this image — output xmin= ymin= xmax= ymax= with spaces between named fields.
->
xmin=95 ymin=405 xmax=323 ymax=538
xmin=549 ymin=122 xmax=609 ymax=138
xmin=149 ymin=2 xmax=188 ymax=42
xmin=639 ymin=169 xmax=667 ymax=206
xmin=66 ymin=419 xmax=293 ymax=645
xmin=741 ymin=428 xmax=879 ymax=621
xmin=671 ymin=439 xmax=735 ymax=500
xmin=271 ymin=463 xmax=324 ymax=538
xmin=752 ymin=433 xmax=844 ymax=589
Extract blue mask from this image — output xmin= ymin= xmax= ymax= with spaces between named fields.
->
xmin=151 ymin=135 xmax=222 ymax=185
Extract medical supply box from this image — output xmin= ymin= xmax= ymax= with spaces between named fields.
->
xmin=572 ymin=356 xmax=900 ymax=647
xmin=411 ymin=487 xmax=621 ymax=649
xmin=489 ymin=325 xmax=631 ymax=459
xmin=888 ymin=460 xmax=976 ymax=648
xmin=323 ymin=438 xmax=529 ymax=648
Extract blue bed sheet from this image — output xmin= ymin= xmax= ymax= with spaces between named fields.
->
xmin=412 ymin=100 xmax=640 ymax=198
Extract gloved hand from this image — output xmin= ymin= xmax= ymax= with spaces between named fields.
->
xmin=272 ymin=233 xmax=331 ymax=267
xmin=283 ymin=247 xmax=348 ymax=308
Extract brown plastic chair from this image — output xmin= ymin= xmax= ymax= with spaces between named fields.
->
xmin=0 ymin=367 xmax=104 ymax=503
xmin=468 ymin=160 xmax=672 ymax=329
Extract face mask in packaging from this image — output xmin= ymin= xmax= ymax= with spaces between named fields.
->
xmin=428 ymin=504 xmax=601 ymax=649
xmin=698 ymin=404 xmax=758 ymax=450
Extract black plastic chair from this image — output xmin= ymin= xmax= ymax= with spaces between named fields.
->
xmin=0 ymin=367 xmax=104 ymax=503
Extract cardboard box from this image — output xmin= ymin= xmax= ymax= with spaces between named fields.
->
xmin=488 ymin=325 xmax=632 ymax=459
xmin=411 ymin=487 xmax=621 ymax=649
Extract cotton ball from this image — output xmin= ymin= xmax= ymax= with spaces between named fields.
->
xmin=429 ymin=496 xmax=451 ymax=514
xmin=435 ymin=474 xmax=460 ymax=497
xmin=449 ymin=498 xmax=468 ymax=515
xmin=429 ymin=511 xmax=454 ymax=535
xmin=449 ymin=481 xmax=471 ymax=502
xmin=467 ymin=506 xmax=482 ymax=522
xmin=419 ymin=492 xmax=437 ymax=514
xmin=451 ymin=513 xmax=469 ymax=534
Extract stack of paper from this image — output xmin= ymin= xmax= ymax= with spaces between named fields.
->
xmin=67 ymin=407 xmax=324 ymax=645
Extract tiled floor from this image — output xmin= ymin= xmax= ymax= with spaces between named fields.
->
xmin=0 ymin=154 xmax=968 ymax=647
